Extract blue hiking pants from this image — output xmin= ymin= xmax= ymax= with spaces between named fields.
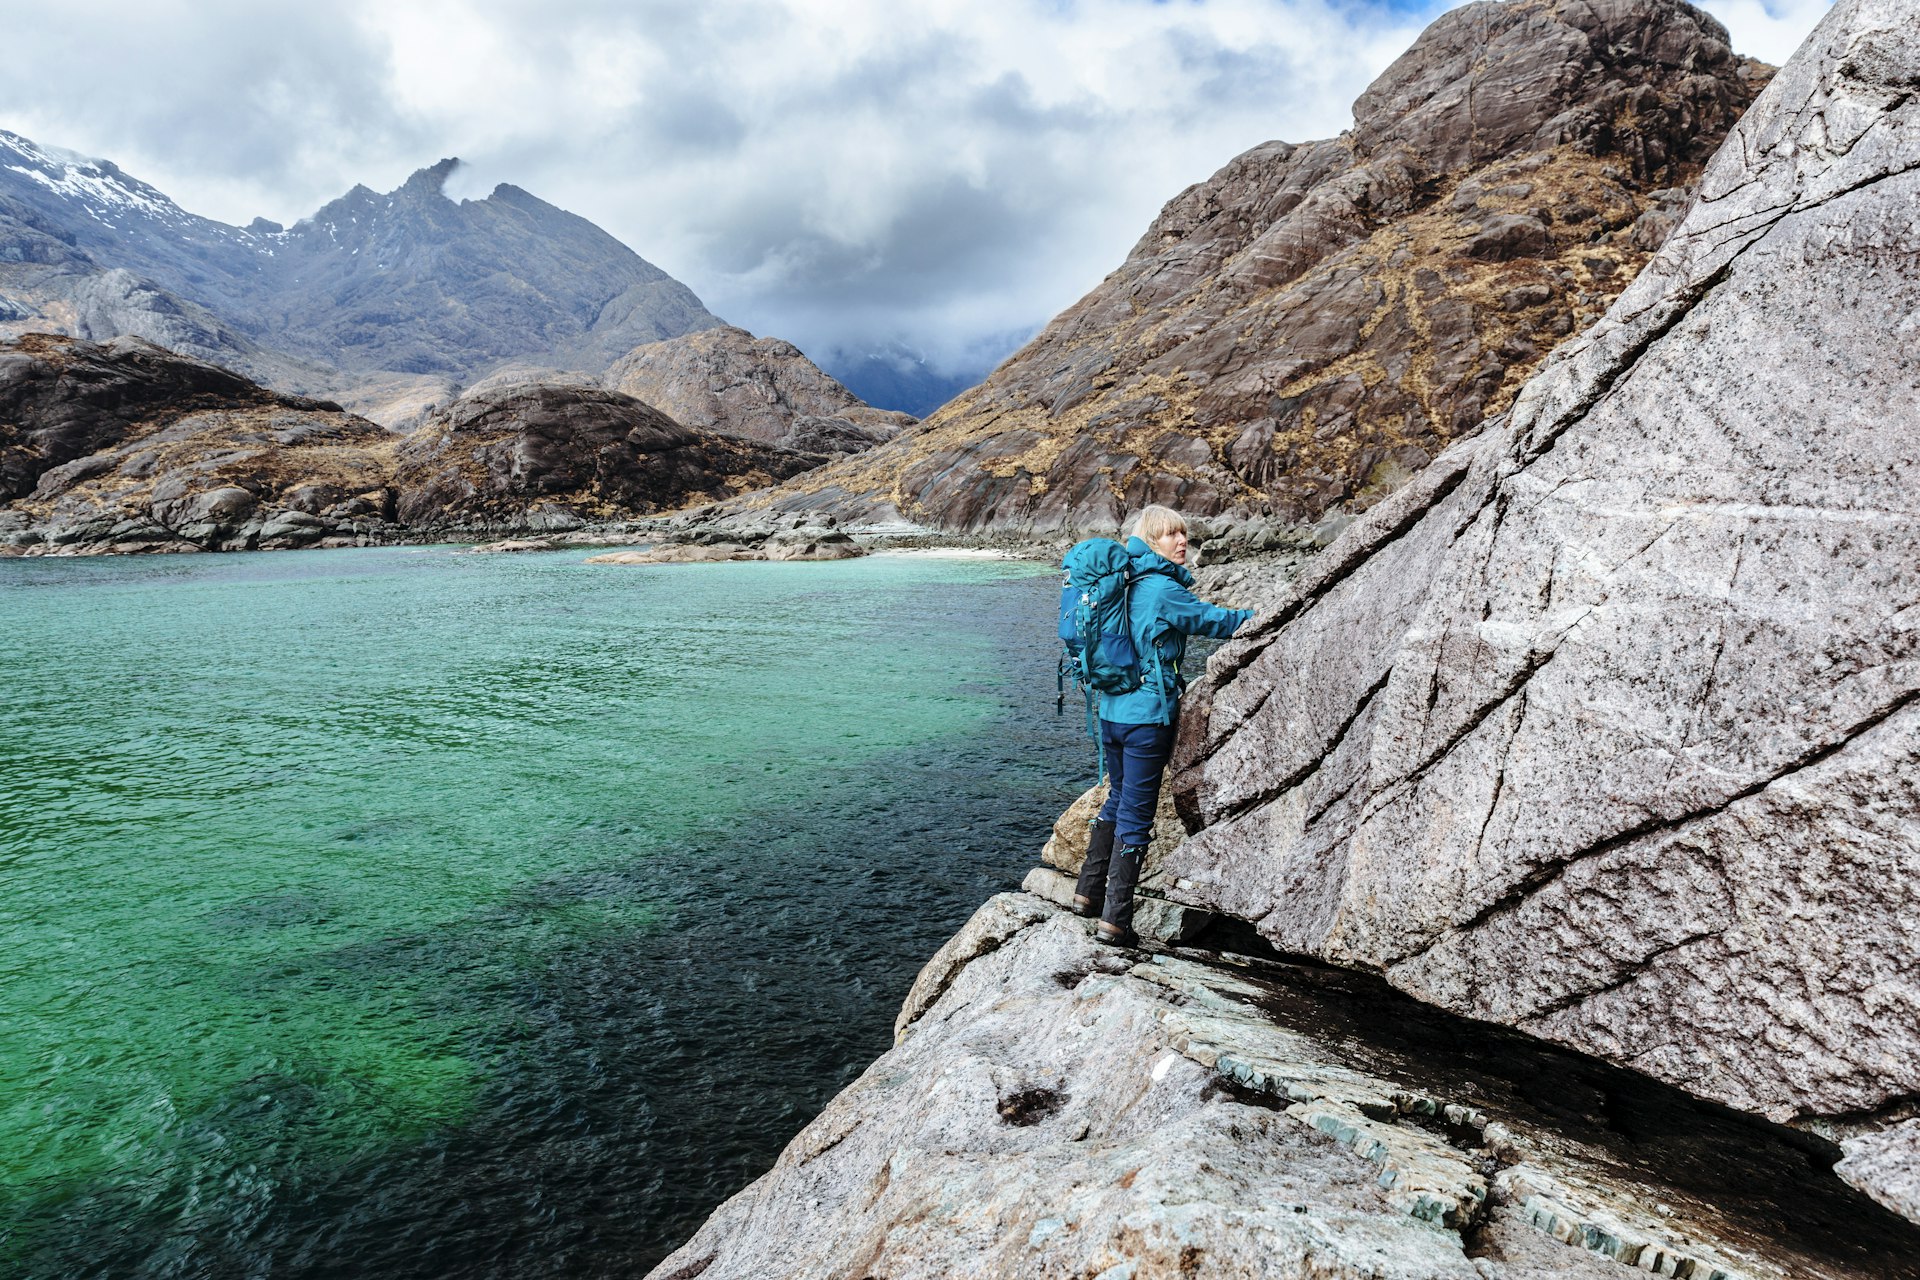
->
xmin=1079 ymin=719 xmax=1175 ymax=932
xmin=1095 ymin=719 xmax=1176 ymax=850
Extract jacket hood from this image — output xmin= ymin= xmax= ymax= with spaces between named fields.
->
xmin=1126 ymin=535 xmax=1194 ymax=587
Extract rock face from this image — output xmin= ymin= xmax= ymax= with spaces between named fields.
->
xmin=604 ymin=326 xmax=914 ymax=455
xmin=740 ymin=0 xmax=1770 ymax=532
xmin=651 ymin=894 xmax=1920 ymax=1280
xmin=390 ymin=384 xmax=826 ymax=527
xmin=0 ymin=335 xmax=394 ymax=553
xmin=1163 ymin=0 xmax=1920 ymax=1215
xmin=0 ymin=336 xmax=830 ymax=554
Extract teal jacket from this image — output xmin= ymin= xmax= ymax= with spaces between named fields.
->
xmin=1098 ymin=537 xmax=1253 ymax=726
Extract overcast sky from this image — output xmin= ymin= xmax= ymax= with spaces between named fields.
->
xmin=1 ymin=0 xmax=1832 ymax=375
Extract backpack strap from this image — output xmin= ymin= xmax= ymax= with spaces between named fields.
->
xmin=1089 ymin=684 xmax=1105 ymax=783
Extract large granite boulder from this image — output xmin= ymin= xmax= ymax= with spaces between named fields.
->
xmin=730 ymin=0 xmax=1771 ymax=533
xmin=1165 ymin=0 xmax=1920 ymax=1217
xmin=604 ymin=325 xmax=914 ymax=456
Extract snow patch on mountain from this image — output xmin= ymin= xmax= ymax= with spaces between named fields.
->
xmin=0 ymin=129 xmax=199 ymax=232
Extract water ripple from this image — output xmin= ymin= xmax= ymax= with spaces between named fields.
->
xmin=0 ymin=547 xmax=1084 ymax=1277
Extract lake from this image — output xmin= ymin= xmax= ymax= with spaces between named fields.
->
xmin=0 ymin=546 xmax=1087 ymax=1277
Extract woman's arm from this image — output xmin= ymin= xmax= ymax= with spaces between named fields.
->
xmin=1155 ymin=583 xmax=1252 ymax=639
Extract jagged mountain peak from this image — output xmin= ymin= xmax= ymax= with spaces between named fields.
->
xmin=405 ymin=157 xmax=462 ymax=195
xmin=0 ymin=127 xmax=729 ymax=383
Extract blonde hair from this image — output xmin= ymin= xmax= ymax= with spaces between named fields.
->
xmin=1131 ymin=504 xmax=1188 ymax=543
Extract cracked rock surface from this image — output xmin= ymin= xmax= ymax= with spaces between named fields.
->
xmin=650 ymin=894 xmax=1920 ymax=1280
xmin=1165 ymin=0 xmax=1920 ymax=1212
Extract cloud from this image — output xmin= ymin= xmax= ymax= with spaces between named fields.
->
xmin=1696 ymin=0 xmax=1836 ymax=64
xmin=0 ymin=0 xmax=1833 ymax=376
xmin=0 ymin=2 xmax=421 ymax=222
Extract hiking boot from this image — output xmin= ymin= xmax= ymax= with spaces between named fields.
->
xmin=1099 ymin=842 xmax=1148 ymax=937
xmin=1071 ymin=817 xmax=1117 ymax=917
xmin=1098 ymin=844 xmax=1136 ymax=948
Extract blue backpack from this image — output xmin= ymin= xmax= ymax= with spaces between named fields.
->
xmin=1057 ymin=539 xmax=1142 ymax=774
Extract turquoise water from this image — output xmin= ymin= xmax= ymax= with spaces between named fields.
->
xmin=0 ymin=546 xmax=1084 ymax=1275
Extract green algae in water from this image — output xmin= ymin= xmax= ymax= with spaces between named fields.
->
xmin=0 ymin=547 xmax=1058 ymax=1263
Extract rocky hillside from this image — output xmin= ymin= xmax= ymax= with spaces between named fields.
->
xmin=1162 ymin=0 xmax=1919 ymax=1220
xmin=604 ymin=326 xmax=915 ymax=456
xmin=390 ymin=381 xmax=822 ymax=528
xmin=0 ymin=335 xmax=822 ymax=555
xmin=740 ymin=0 xmax=1771 ymax=532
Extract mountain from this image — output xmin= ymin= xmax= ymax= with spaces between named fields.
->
xmin=605 ymin=326 xmax=915 ymax=456
xmin=0 ymin=134 xmax=328 ymax=391
xmin=0 ymin=134 xmax=909 ymax=454
xmin=0 ymin=135 xmax=725 ymax=385
xmin=733 ymin=0 xmax=1772 ymax=533
xmin=239 ymin=159 xmax=724 ymax=377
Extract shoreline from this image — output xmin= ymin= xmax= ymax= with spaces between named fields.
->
xmin=0 ymin=517 xmax=1311 ymax=618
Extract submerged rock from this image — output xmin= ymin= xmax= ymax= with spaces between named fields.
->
xmin=652 ymin=893 xmax=1920 ymax=1279
xmin=1165 ymin=0 xmax=1920 ymax=1212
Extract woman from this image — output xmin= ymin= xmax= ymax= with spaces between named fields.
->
xmin=1073 ymin=505 xmax=1253 ymax=946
